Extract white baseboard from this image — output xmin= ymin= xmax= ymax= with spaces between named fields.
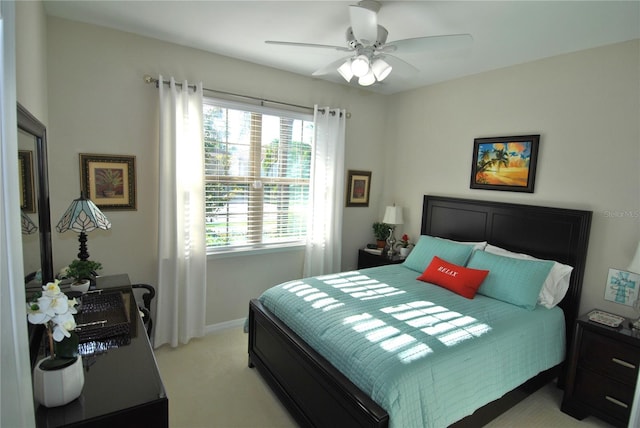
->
xmin=204 ymin=318 xmax=246 ymax=335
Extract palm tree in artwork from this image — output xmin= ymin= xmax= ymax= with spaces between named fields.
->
xmin=477 ymin=148 xmax=493 ymax=173
xmin=492 ymin=148 xmax=509 ymax=172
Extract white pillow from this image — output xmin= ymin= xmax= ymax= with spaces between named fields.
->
xmin=443 ymin=238 xmax=487 ymax=252
xmin=484 ymin=244 xmax=573 ymax=309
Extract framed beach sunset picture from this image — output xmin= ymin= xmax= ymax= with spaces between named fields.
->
xmin=470 ymin=135 xmax=540 ymax=193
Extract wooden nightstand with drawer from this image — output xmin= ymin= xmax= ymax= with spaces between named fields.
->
xmin=357 ymin=249 xmax=404 ymax=269
xmin=561 ymin=311 xmax=640 ymax=427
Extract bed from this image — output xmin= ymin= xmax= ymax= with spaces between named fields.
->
xmin=248 ymin=195 xmax=592 ymax=427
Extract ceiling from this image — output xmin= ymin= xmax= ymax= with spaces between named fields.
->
xmin=43 ymin=1 xmax=640 ymax=95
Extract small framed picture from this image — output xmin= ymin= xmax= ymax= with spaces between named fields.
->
xmin=80 ymin=153 xmax=137 ymax=210
xmin=604 ymin=268 xmax=640 ymax=307
xmin=470 ymin=135 xmax=540 ymax=193
xmin=346 ymin=170 xmax=371 ymax=207
xmin=18 ymin=150 xmax=35 ymax=212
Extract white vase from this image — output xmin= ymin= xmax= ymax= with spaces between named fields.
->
xmin=70 ymin=279 xmax=90 ymax=294
xmin=399 ymin=247 xmax=411 ymax=258
xmin=33 ymin=356 xmax=84 ymax=407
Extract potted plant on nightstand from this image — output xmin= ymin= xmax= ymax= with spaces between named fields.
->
xmin=373 ymin=222 xmax=391 ymax=249
xmin=64 ymin=259 xmax=102 ymax=293
xmin=395 ymin=234 xmax=413 ymax=258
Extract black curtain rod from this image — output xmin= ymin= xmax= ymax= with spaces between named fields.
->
xmin=143 ymin=75 xmax=349 ymax=118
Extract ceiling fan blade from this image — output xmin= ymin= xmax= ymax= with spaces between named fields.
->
xmin=312 ymin=56 xmax=352 ymax=76
xmin=379 ymin=54 xmax=419 ymax=76
xmin=349 ymin=4 xmax=378 ymax=43
xmin=382 ymin=33 xmax=473 ymax=54
xmin=265 ymin=40 xmax=352 ymax=52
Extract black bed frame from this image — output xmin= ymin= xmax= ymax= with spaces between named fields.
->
xmin=248 ymin=195 xmax=592 ymax=427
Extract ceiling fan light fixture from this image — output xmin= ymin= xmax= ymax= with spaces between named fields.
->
xmin=337 ymin=60 xmax=354 ymax=82
xmin=358 ymin=70 xmax=376 ymax=86
xmin=351 ymin=54 xmax=370 ymax=77
xmin=371 ymin=58 xmax=392 ymax=81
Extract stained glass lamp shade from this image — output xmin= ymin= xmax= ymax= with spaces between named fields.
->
xmin=56 ymin=193 xmax=111 ymax=261
xmin=21 ymin=210 xmax=38 ymax=235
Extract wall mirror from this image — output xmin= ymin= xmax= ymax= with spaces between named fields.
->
xmin=18 ymin=103 xmax=53 ymax=286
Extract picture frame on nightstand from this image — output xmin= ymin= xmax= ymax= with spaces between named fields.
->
xmin=604 ymin=268 xmax=640 ymax=307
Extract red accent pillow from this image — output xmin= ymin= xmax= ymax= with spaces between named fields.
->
xmin=417 ymin=256 xmax=489 ymax=299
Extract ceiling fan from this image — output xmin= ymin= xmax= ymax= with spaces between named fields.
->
xmin=265 ymin=0 xmax=472 ymax=86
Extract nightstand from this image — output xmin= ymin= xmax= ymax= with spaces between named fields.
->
xmin=357 ymin=249 xmax=404 ymax=269
xmin=561 ymin=311 xmax=640 ymax=427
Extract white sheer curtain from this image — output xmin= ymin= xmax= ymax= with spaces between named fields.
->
xmin=155 ymin=76 xmax=207 ymax=348
xmin=303 ymin=106 xmax=346 ymax=277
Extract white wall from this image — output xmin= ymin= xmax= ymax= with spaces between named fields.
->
xmin=46 ymin=17 xmax=389 ymax=326
xmin=15 ymin=0 xmax=47 ymax=123
xmin=386 ymin=40 xmax=640 ymax=318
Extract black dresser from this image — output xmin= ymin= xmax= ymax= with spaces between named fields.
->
xmin=34 ymin=275 xmax=168 ymax=428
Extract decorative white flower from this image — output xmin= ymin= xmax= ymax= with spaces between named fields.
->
xmin=52 ymin=312 xmax=77 ymax=341
xmin=42 ymin=279 xmax=62 ymax=297
xmin=27 ymin=304 xmax=46 ymax=324
xmin=67 ymin=297 xmax=79 ymax=315
xmin=58 ymin=265 xmax=70 ymax=277
xmin=26 ymin=279 xmax=78 ymax=343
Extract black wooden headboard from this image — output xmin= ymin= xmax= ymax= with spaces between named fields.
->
xmin=421 ymin=195 xmax=592 ymax=348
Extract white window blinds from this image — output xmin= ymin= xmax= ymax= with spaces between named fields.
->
xmin=203 ymin=98 xmax=314 ymax=251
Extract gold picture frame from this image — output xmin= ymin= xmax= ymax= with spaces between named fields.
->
xmin=18 ymin=150 xmax=35 ymax=212
xmin=346 ymin=170 xmax=371 ymax=207
xmin=80 ymin=153 xmax=137 ymax=210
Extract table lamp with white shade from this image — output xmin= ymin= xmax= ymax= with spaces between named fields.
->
xmin=382 ymin=205 xmax=403 ymax=259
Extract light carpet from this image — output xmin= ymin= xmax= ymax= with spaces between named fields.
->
xmin=154 ymin=326 xmax=614 ymax=428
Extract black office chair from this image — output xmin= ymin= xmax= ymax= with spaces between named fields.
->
xmin=131 ymin=284 xmax=155 ymax=338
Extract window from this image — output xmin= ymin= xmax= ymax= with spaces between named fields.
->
xmin=203 ymin=98 xmax=314 ymax=252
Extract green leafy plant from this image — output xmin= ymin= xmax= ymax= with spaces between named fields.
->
xmin=64 ymin=259 xmax=102 ymax=284
xmin=96 ymin=168 xmax=123 ymax=192
xmin=372 ymin=222 xmax=391 ymax=241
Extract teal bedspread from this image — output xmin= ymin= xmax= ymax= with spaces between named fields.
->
xmin=258 ymin=264 xmax=565 ymax=428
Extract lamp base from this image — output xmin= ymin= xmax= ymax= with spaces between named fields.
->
xmin=77 ymin=232 xmax=89 ymax=261
xmin=386 ymin=227 xmax=397 ymax=259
